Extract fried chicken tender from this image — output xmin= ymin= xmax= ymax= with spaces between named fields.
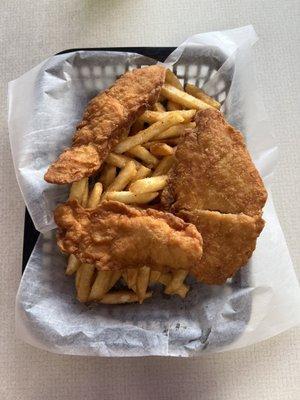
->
xmin=178 ymin=209 xmax=264 ymax=284
xmin=45 ymin=65 xmax=166 ymax=184
xmin=54 ymin=200 xmax=203 ymax=274
xmin=162 ymin=109 xmax=267 ymax=217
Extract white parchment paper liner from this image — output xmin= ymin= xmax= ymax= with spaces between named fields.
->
xmin=9 ymin=26 xmax=300 ymax=356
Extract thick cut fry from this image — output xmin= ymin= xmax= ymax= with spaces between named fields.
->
xmin=66 ymin=254 xmax=81 ymax=275
xmin=167 ymin=101 xmax=183 ymax=111
xmin=185 ymin=83 xmax=221 ymax=109
xmin=149 ymin=270 xmax=161 ymax=285
xmin=126 ymin=268 xmax=138 ymax=291
xmin=129 ymin=175 xmax=168 ymax=194
xmin=131 ymin=119 xmax=144 ymax=134
xmin=100 ymin=290 xmax=152 ymax=304
xmin=152 ymin=156 xmax=174 ymax=176
xmin=87 ymin=182 xmax=103 ymax=208
xmin=99 ymin=164 xmax=117 ymax=190
xmin=77 ymin=263 xmax=95 ymax=302
xmin=106 ymin=152 xmax=141 ymax=169
xmin=149 ymin=143 xmax=174 ymax=157
xmin=89 ymin=270 xmax=114 ymax=301
xmin=139 ymin=110 xmax=195 ymax=124
xmin=161 ymin=84 xmax=213 ymax=110
xmin=153 ymin=102 xmax=166 ymax=112
xmin=164 ymin=270 xmax=189 ymax=295
xmin=127 ymin=145 xmax=159 ymax=166
xmin=136 ymin=266 xmax=151 ymax=303
xmin=131 ymin=165 xmax=152 ymax=182
xmin=105 ymin=191 xmax=159 ymax=204
xmin=155 ymin=122 xmax=195 ymax=140
xmin=75 ymin=265 xmax=83 ymax=289
xmin=114 ymin=114 xmax=184 ymax=153
xmin=165 ymin=69 xmax=184 ymax=90
xmin=69 ymin=178 xmax=88 ymax=203
xmin=105 ymin=161 xmax=137 ymax=193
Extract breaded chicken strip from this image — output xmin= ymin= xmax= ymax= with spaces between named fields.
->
xmin=178 ymin=209 xmax=265 ymax=284
xmin=162 ymin=109 xmax=267 ymax=217
xmin=54 ymin=200 xmax=203 ymax=274
xmin=45 ymin=65 xmax=166 ymax=184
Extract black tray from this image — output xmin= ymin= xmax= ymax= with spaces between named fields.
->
xmin=22 ymin=47 xmax=176 ymax=271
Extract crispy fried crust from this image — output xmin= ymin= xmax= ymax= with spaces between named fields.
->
xmin=178 ymin=209 xmax=265 ymax=284
xmin=162 ymin=109 xmax=267 ymax=217
xmin=54 ymin=200 xmax=203 ymax=273
xmin=45 ymin=66 xmax=166 ymax=184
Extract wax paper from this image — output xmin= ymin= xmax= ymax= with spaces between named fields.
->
xmin=9 ymin=26 xmax=300 ymax=356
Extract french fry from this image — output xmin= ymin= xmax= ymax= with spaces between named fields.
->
xmin=127 ymin=145 xmax=159 ymax=167
xmin=185 ymin=83 xmax=221 ymax=109
xmin=131 ymin=165 xmax=152 ymax=182
xmin=81 ymin=180 xmax=89 ymax=207
xmin=161 ymin=84 xmax=213 ymax=110
xmin=165 ymin=69 xmax=184 ymax=90
xmin=69 ymin=178 xmax=88 ymax=203
xmin=89 ymin=270 xmax=114 ymax=301
xmin=126 ymin=268 xmax=138 ymax=291
xmin=106 ymin=152 xmax=141 ymax=169
xmin=149 ymin=143 xmax=174 ymax=157
xmin=66 ymin=254 xmax=81 ymax=276
xmin=131 ymin=119 xmax=144 ymax=134
xmin=114 ymin=114 xmax=184 ymax=153
xmin=87 ymin=182 xmax=103 ymax=208
xmin=136 ymin=266 xmax=151 ymax=303
xmin=129 ymin=175 xmax=168 ymax=194
xmin=105 ymin=191 xmax=159 ymax=204
xmin=152 ymin=156 xmax=174 ymax=176
xmin=167 ymin=101 xmax=183 ymax=111
xmin=139 ymin=110 xmax=195 ymax=124
xmin=100 ymin=290 xmax=152 ymax=304
xmin=158 ymin=272 xmax=189 ymax=298
xmin=149 ymin=270 xmax=161 ymax=285
xmin=155 ymin=122 xmax=195 ymax=140
xmin=153 ymin=102 xmax=166 ymax=112
xmin=76 ymin=263 xmax=95 ymax=302
xmin=99 ymin=164 xmax=117 ymax=190
xmin=164 ymin=270 xmax=189 ymax=295
xmin=105 ymin=161 xmax=137 ymax=194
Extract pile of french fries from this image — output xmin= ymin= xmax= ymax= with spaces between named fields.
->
xmin=64 ymin=69 xmax=221 ymax=305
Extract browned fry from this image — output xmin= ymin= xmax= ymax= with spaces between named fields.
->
xmin=149 ymin=143 xmax=174 ymax=157
xmin=89 ymin=270 xmax=113 ymax=301
xmin=185 ymin=83 xmax=221 ymax=109
xmin=104 ymin=161 xmax=137 ymax=194
xmin=155 ymin=122 xmax=195 ymax=140
xmin=139 ymin=110 xmax=194 ymax=125
xmin=99 ymin=164 xmax=117 ymax=190
xmin=100 ymin=290 xmax=152 ymax=304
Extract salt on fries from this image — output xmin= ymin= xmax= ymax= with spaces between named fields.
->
xmin=64 ymin=69 xmax=220 ymax=304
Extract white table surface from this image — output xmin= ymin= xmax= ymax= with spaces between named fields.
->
xmin=0 ymin=1 xmax=299 ymax=399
